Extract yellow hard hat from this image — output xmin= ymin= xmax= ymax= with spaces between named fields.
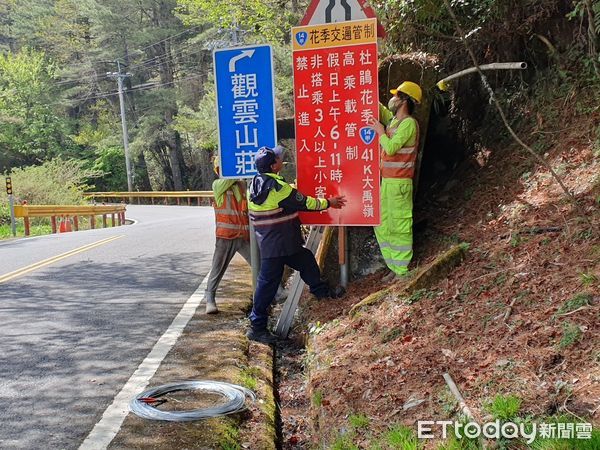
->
xmin=390 ymin=81 xmax=422 ymax=104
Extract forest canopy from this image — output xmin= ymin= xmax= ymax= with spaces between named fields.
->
xmin=0 ymin=0 xmax=597 ymax=192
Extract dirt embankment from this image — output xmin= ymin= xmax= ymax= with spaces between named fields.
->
xmin=279 ymin=95 xmax=599 ymax=448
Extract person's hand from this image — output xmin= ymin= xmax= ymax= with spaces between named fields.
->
xmin=327 ymin=195 xmax=346 ymax=209
xmin=366 ymin=116 xmax=385 ymax=136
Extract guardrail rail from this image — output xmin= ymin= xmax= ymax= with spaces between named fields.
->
xmin=86 ymin=191 xmax=214 ymax=205
xmin=14 ymin=204 xmax=127 ymax=236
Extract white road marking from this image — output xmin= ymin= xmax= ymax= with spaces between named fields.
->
xmin=79 ymin=273 xmax=210 ymax=450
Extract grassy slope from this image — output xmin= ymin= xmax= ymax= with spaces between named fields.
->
xmin=298 ymin=78 xmax=599 ymax=448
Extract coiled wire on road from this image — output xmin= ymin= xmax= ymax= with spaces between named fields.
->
xmin=129 ymin=381 xmax=256 ymax=421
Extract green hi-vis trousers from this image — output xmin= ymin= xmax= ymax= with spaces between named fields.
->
xmin=374 ymin=178 xmax=413 ymax=275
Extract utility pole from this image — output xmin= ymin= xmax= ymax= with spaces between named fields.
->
xmin=107 ymin=61 xmax=134 ymax=194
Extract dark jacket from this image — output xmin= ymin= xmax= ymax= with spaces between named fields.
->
xmin=248 ymin=173 xmax=328 ymax=258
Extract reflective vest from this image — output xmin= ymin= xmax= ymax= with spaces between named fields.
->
xmin=248 ymin=173 xmax=328 ymax=258
xmin=214 ymin=188 xmax=249 ymax=240
xmin=381 ymin=118 xmax=420 ymax=179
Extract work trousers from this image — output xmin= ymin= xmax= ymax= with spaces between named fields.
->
xmin=250 ymin=247 xmax=329 ymax=331
xmin=374 ymin=178 xmax=413 ymax=275
xmin=205 ymin=237 xmax=251 ymax=302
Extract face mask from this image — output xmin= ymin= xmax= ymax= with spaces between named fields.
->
xmin=388 ymin=96 xmax=402 ymax=113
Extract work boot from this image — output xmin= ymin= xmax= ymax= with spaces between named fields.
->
xmin=381 ymin=270 xmax=396 ymax=283
xmin=246 ymin=328 xmax=279 ymax=345
xmin=274 ymin=287 xmax=289 ymax=304
xmin=329 ymin=285 xmax=346 ymax=299
xmin=316 ymin=285 xmax=346 ymax=300
xmin=204 ymin=291 xmax=218 ymax=314
xmin=205 ymin=300 xmax=218 ymax=314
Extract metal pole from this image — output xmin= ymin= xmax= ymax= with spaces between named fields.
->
xmin=116 ymin=75 xmax=133 ymax=194
xmin=231 ymin=19 xmax=239 ymax=45
xmin=108 ymin=62 xmax=133 ymax=200
xmin=8 ymin=194 xmax=16 ymax=237
xmin=339 ymin=226 xmax=348 ymax=288
xmin=249 ymin=221 xmax=260 ymax=296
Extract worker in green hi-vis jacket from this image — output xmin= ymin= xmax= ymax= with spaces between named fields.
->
xmin=366 ymin=81 xmax=422 ymax=278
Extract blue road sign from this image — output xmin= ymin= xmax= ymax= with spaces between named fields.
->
xmin=213 ymin=45 xmax=277 ymax=178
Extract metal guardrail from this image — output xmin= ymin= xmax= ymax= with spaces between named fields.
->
xmin=86 ymin=191 xmax=214 ymax=205
xmin=14 ymin=204 xmax=127 ymax=236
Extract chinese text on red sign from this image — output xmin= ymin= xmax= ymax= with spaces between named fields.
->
xmin=292 ymin=18 xmax=380 ymax=225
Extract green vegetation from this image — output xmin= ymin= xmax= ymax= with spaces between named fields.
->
xmin=0 ymin=222 xmax=51 ymax=239
xmin=312 ymin=389 xmax=323 ymax=408
xmin=558 ymin=322 xmax=583 ymax=350
xmin=529 ymin=416 xmax=600 ymax=450
xmin=237 ymin=366 xmax=260 ymax=391
xmin=579 ymin=273 xmax=598 ymax=286
xmin=436 ymin=434 xmax=480 ymax=450
xmin=380 ymin=327 xmax=402 ymax=343
xmin=348 ymin=413 xmax=370 ymax=430
xmin=367 ymin=425 xmax=422 ymax=449
xmin=485 ymin=394 xmax=522 ymax=420
xmin=0 ymin=215 xmax=115 ymax=239
xmin=438 ymin=387 xmax=459 ymax=415
xmin=405 ymin=289 xmax=428 ymax=304
xmin=1 ymin=158 xmax=104 ymax=239
xmin=0 ymin=0 xmax=301 ymax=192
xmin=510 ymin=233 xmax=521 ymax=248
xmin=330 ymin=433 xmax=359 ymax=450
xmin=382 ymin=425 xmax=421 ymax=449
xmin=555 ymin=293 xmax=593 ymax=316
xmin=5 ymin=159 xmax=99 ymax=206
xmin=328 ymin=418 xmax=424 ymax=449
xmin=217 ymin=418 xmax=241 ymax=450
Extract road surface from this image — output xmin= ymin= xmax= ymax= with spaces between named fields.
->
xmin=0 ymin=205 xmax=220 ymax=449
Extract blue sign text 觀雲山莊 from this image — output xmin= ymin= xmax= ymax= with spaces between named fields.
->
xmin=213 ymin=45 xmax=277 ymax=178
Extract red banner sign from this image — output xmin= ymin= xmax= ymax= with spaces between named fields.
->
xmin=292 ymin=18 xmax=380 ymax=225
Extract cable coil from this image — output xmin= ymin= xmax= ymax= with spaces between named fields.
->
xmin=129 ymin=381 xmax=256 ymax=422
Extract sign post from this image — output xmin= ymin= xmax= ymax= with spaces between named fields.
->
xmin=6 ymin=177 xmax=16 ymax=237
xmin=292 ymin=18 xmax=380 ymax=226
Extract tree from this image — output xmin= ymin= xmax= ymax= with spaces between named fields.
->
xmin=0 ymin=48 xmax=76 ymax=171
xmin=177 ymin=0 xmax=301 ymax=42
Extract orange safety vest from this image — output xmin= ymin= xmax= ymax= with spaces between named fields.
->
xmin=214 ymin=188 xmax=250 ymax=240
xmin=381 ymin=118 xmax=420 ymax=179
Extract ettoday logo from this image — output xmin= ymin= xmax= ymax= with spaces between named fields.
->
xmin=417 ymin=420 xmax=593 ymax=443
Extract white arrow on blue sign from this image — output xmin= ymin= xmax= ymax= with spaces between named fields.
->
xmin=213 ymin=44 xmax=277 ymax=178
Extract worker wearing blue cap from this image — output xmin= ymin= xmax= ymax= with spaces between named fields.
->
xmin=247 ymin=145 xmax=347 ymax=344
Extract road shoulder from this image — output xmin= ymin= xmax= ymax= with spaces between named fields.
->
xmin=108 ymin=257 xmax=276 ymax=449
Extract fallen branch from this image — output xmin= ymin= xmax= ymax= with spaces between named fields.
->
xmin=503 ymin=297 xmax=518 ymax=322
xmin=350 ymin=244 xmax=468 ymax=317
xmin=562 ymin=392 xmax=586 ymax=422
xmin=518 ymin=226 xmax=562 ymax=235
xmin=558 ymin=306 xmax=594 ymax=317
xmin=466 ymin=268 xmax=513 ymax=285
xmin=443 ymin=372 xmax=477 ymax=421
xmin=443 ymin=373 xmax=489 ymax=449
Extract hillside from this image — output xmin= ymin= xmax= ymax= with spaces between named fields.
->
xmin=278 ymin=77 xmax=599 ymax=448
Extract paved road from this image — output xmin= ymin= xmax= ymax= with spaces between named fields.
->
xmin=0 ymin=205 xmax=218 ymax=449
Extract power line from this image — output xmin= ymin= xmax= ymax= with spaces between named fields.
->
xmin=54 ymin=25 xmax=203 ymax=73
xmin=62 ymin=73 xmax=205 ymax=104
xmin=51 ymin=39 xmax=208 ymax=89
xmin=116 ymin=25 xmax=203 ymax=61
